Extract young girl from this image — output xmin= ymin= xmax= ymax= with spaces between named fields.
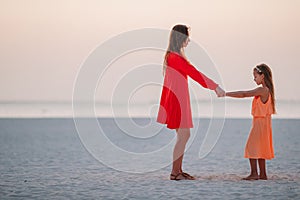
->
xmin=157 ymin=24 xmax=225 ymax=180
xmin=226 ymin=63 xmax=275 ymax=180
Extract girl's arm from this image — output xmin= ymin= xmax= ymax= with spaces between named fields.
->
xmin=226 ymin=87 xmax=268 ymax=98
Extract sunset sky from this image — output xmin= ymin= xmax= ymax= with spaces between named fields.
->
xmin=1 ymin=0 xmax=299 ymax=103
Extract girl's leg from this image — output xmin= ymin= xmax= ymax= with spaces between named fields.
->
xmin=243 ymin=159 xmax=259 ymax=180
xmin=258 ymin=159 xmax=267 ymax=180
xmin=171 ymin=128 xmax=190 ymax=177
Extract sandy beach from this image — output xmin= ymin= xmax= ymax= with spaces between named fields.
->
xmin=0 ymin=118 xmax=299 ymax=199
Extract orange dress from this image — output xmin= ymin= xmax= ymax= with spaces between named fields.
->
xmin=157 ymin=52 xmax=218 ymax=129
xmin=244 ymin=95 xmax=275 ymax=160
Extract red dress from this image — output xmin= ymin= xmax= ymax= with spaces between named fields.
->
xmin=157 ymin=52 xmax=218 ymax=129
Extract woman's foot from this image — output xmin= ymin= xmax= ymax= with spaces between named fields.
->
xmin=170 ymin=173 xmax=186 ymax=180
xmin=170 ymin=173 xmax=195 ymax=180
xmin=242 ymin=174 xmax=259 ymax=180
xmin=182 ymin=172 xmax=196 ymax=180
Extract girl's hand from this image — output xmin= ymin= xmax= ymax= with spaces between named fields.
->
xmin=215 ymin=86 xmax=225 ymax=97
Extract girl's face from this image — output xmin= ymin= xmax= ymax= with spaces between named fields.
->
xmin=182 ymin=37 xmax=190 ymax=48
xmin=253 ymin=70 xmax=264 ymax=85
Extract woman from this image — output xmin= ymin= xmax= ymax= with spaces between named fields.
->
xmin=157 ymin=24 xmax=225 ymax=180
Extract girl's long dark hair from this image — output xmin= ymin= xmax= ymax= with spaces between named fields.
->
xmin=254 ymin=63 xmax=276 ymax=113
xmin=163 ymin=24 xmax=189 ymax=75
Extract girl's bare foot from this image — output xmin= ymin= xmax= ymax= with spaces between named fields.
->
xmin=242 ymin=174 xmax=259 ymax=180
xmin=259 ymin=175 xmax=268 ymax=180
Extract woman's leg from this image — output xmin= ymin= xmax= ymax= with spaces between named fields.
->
xmin=258 ymin=159 xmax=267 ymax=180
xmin=171 ymin=128 xmax=190 ymax=176
xmin=243 ymin=159 xmax=259 ymax=180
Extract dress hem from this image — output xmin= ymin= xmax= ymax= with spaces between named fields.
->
xmin=156 ymin=121 xmax=193 ymax=129
xmin=244 ymin=156 xmax=274 ymax=160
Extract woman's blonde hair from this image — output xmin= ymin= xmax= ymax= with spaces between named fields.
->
xmin=163 ymin=24 xmax=189 ymax=75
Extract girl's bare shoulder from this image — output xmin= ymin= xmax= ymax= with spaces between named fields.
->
xmin=255 ymin=87 xmax=268 ymax=93
xmin=258 ymin=87 xmax=269 ymax=96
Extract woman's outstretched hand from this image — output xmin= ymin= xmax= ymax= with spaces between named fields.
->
xmin=215 ymin=86 xmax=225 ymax=97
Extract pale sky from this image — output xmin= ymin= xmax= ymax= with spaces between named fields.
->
xmin=1 ymin=0 xmax=299 ymax=103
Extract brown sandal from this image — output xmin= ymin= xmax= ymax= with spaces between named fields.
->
xmin=182 ymin=172 xmax=196 ymax=180
xmin=170 ymin=173 xmax=195 ymax=180
xmin=170 ymin=173 xmax=186 ymax=180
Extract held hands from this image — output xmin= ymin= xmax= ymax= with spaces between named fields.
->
xmin=214 ymin=86 xmax=225 ymax=97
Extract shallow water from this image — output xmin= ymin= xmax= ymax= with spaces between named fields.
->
xmin=0 ymin=118 xmax=299 ymax=199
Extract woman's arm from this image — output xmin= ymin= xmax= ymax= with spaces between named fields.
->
xmin=178 ymin=56 xmax=218 ymax=90
xmin=226 ymin=87 xmax=267 ymax=98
